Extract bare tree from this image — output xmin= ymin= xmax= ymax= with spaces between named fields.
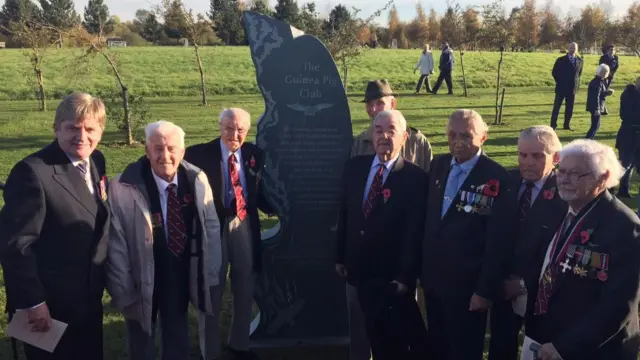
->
xmin=616 ymin=3 xmax=640 ymax=57
xmin=0 ymin=16 xmax=57 ymax=111
xmin=71 ymin=25 xmax=134 ymax=144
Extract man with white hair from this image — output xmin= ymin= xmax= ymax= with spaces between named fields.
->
xmin=585 ymin=64 xmax=613 ymax=139
xmin=185 ymin=108 xmax=273 ymax=360
xmin=421 ymin=109 xmax=517 ymax=360
xmin=106 ymin=120 xmax=222 ymax=360
xmin=488 ymin=126 xmax=568 ymax=360
xmin=336 ymin=109 xmax=428 ymax=359
xmin=522 ymin=139 xmax=640 ymax=360
xmin=550 ymin=42 xmax=583 ymax=131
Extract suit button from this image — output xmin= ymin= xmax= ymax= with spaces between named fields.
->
xmin=360 ymin=230 xmax=364 ymax=236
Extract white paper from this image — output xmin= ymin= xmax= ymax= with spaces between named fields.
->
xmin=520 ymin=336 xmax=541 ymax=360
xmin=512 ymin=293 xmax=527 ymax=317
xmin=6 ymin=310 xmax=68 ymax=353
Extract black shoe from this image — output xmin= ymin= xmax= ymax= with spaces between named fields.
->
xmin=563 ymin=126 xmax=573 ymax=131
xmin=226 ymin=347 xmax=259 ymax=360
xmin=602 ymin=111 xmax=608 ymax=116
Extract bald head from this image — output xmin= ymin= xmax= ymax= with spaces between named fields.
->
xmin=219 ymin=107 xmax=251 ymax=152
xmin=446 ymin=109 xmax=488 ymax=163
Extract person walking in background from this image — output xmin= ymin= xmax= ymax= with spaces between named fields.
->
xmin=615 ymin=77 xmax=640 ymax=199
xmin=185 ymin=108 xmax=273 ymax=360
xmin=105 ymin=121 xmax=222 ymax=360
xmin=431 ymin=41 xmax=454 ymax=95
xmin=414 ymin=44 xmax=434 ymax=94
xmin=585 ymin=64 xmax=613 ymax=140
xmin=0 ymin=93 xmax=110 ymax=360
xmin=351 ymin=79 xmax=433 ymax=172
xmin=598 ymin=44 xmax=619 ymax=116
xmin=550 ymin=42 xmax=583 ymax=131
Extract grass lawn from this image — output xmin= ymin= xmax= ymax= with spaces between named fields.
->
xmin=0 ymin=47 xmax=639 ymax=359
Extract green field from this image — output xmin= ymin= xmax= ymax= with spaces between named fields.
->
xmin=0 ymin=47 xmax=639 ymax=359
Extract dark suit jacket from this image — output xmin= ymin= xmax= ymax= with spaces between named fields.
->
xmin=586 ymin=76 xmax=609 ymax=113
xmin=599 ymin=53 xmax=619 ymax=77
xmin=617 ymin=84 xmax=640 ymax=152
xmin=0 ymin=141 xmax=110 ymax=324
xmin=421 ymin=153 xmax=517 ymax=301
xmin=439 ymin=48 xmax=454 ymax=71
xmin=184 ymin=138 xmax=272 ymax=272
xmin=526 ymin=191 xmax=640 ymax=360
xmin=507 ymin=169 xmax=567 ymax=289
xmin=552 ymin=54 xmax=583 ymax=96
xmin=335 ymin=155 xmax=427 ymax=287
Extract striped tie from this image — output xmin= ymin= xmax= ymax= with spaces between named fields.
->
xmin=363 ymin=164 xmax=384 ymax=218
xmin=519 ymin=182 xmax=534 ymax=222
xmin=76 ymin=160 xmax=88 ymax=176
xmin=166 ymin=183 xmax=187 ymax=256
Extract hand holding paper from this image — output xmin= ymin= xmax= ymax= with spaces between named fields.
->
xmin=6 ymin=309 xmax=68 ymax=353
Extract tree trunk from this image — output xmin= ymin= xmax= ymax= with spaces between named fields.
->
xmin=459 ymin=50 xmax=468 ymax=97
xmin=342 ymin=62 xmax=348 ymax=93
xmin=494 ymin=50 xmax=504 ymax=125
xmin=32 ymin=49 xmax=46 ymax=111
xmin=194 ymin=44 xmax=207 ymax=105
xmin=100 ymin=50 xmax=133 ymax=144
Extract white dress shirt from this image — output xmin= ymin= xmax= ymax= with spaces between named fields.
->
xmin=362 ymin=154 xmax=399 ymax=205
xmin=152 ymin=171 xmax=179 ymax=238
xmin=220 ymin=141 xmax=247 ymax=207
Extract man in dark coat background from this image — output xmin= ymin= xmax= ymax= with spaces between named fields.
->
xmin=431 ymin=41 xmax=454 ymax=95
xmin=421 ymin=109 xmax=517 ymax=360
xmin=0 ymin=93 xmax=111 ymax=360
xmin=488 ymin=125 xmax=567 ymax=360
xmin=615 ymin=77 xmax=640 ymax=199
xmin=336 ymin=109 xmax=428 ymax=360
xmin=550 ymin=42 xmax=583 ymax=131
xmin=598 ymin=44 xmax=619 ymax=115
xmin=522 ymin=139 xmax=640 ymax=360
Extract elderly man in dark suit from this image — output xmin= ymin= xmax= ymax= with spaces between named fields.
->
xmin=585 ymin=64 xmax=613 ymax=140
xmin=522 ymin=139 xmax=640 ymax=360
xmin=615 ymin=77 xmax=640 ymax=199
xmin=184 ymin=108 xmax=272 ymax=360
xmin=336 ymin=109 xmax=428 ymax=360
xmin=488 ymin=126 xmax=568 ymax=360
xmin=0 ymin=93 xmax=110 ymax=360
xmin=550 ymin=42 xmax=583 ymax=131
xmin=421 ymin=109 xmax=517 ymax=360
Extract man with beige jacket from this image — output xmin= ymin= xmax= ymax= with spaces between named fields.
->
xmin=106 ymin=120 xmax=222 ymax=360
xmin=351 ymin=79 xmax=433 ymax=172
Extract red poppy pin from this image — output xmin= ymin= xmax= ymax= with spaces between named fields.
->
xmin=250 ymin=156 xmax=256 ymax=168
xmin=183 ymin=194 xmax=193 ymax=204
xmin=543 ymin=187 xmax=555 ymax=200
xmin=99 ymin=175 xmax=108 ymax=201
xmin=382 ymin=189 xmax=391 ymax=203
xmin=597 ymin=270 xmax=608 ymax=282
xmin=482 ymin=179 xmax=500 ymax=197
xmin=580 ymin=229 xmax=593 ymax=244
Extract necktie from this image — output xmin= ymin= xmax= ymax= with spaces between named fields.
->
xmin=76 ymin=160 xmax=88 ymax=176
xmin=519 ymin=182 xmax=534 ymax=222
xmin=75 ymin=160 xmax=95 ymax=195
xmin=166 ymin=183 xmax=187 ymax=256
xmin=229 ymin=154 xmax=247 ymax=221
xmin=363 ymin=164 xmax=384 ymax=219
xmin=533 ymin=212 xmax=576 ymax=315
xmin=441 ymin=164 xmax=463 ymax=218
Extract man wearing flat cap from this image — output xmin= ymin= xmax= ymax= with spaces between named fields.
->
xmin=351 ymin=79 xmax=433 ymax=172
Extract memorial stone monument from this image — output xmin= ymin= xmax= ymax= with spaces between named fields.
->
xmin=243 ymin=11 xmax=354 ymax=348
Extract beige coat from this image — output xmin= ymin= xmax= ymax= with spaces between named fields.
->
xmin=105 ymin=159 xmax=222 ymax=335
xmin=350 ymin=126 xmax=433 ymax=172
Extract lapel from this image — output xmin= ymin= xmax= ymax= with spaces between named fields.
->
xmin=50 ymin=142 xmax=98 ymax=218
xmin=241 ymin=144 xmax=256 ymax=200
xmin=209 ymin=138 xmax=225 ymax=208
xmin=440 ymin=154 xmax=489 ymax=228
xmin=528 ymin=171 xmax=558 ymax=215
xmin=433 ymin=154 xmax=452 ymax=225
xmin=360 ymin=156 xmax=404 ymax=223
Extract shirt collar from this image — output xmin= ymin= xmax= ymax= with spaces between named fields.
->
xmin=65 ymin=153 xmax=91 ymax=173
xmin=152 ymin=170 xmax=178 ymax=194
xmin=522 ymin=172 xmax=550 ymax=191
xmin=450 ymin=149 xmax=482 ymax=173
xmin=220 ymin=140 xmax=242 ymax=163
xmin=372 ymin=153 xmax=400 ymax=172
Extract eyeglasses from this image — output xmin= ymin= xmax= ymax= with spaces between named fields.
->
xmin=557 ymin=169 xmax=592 ymax=182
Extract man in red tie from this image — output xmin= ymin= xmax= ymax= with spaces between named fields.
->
xmin=336 ymin=109 xmax=428 ymax=359
xmin=185 ymin=108 xmax=273 ymax=360
xmin=106 ymin=120 xmax=222 ymax=360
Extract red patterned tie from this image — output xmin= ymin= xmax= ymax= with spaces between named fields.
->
xmin=363 ymin=164 xmax=384 ymax=218
xmin=519 ymin=182 xmax=534 ymax=222
xmin=229 ymin=154 xmax=247 ymax=221
xmin=166 ymin=183 xmax=187 ymax=256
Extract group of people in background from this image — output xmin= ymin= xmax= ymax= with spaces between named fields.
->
xmin=0 ymin=41 xmax=638 ymax=360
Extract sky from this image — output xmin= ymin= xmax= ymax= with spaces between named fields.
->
xmin=0 ymin=0 xmax=632 ymax=23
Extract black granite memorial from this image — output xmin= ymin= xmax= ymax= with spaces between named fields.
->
xmin=243 ymin=11 xmax=353 ymax=348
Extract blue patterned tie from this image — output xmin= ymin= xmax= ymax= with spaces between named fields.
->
xmin=442 ymin=164 xmax=463 ymax=218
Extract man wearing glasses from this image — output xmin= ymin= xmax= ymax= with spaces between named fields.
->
xmin=521 ymin=139 xmax=640 ymax=360
xmin=185 ymin=108 xmax=273 ymax=360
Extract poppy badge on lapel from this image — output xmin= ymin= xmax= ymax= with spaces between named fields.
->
xmin=183 ymin=194 xmax=193 ymax=204
xmin=543 ymin=187 xmax=555 ymax=200
xmin=580 ymin=229 xmax=593 ymax=244
xmin=382 ymin=189 xmax=391 ymax=203
xmin=482 ymin=179 xmax=500 ymax=197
